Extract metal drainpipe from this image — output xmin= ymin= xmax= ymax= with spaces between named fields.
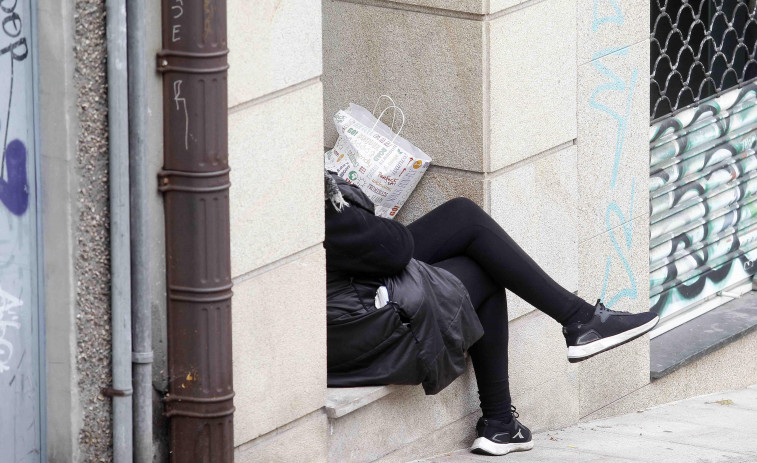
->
xmin=104 ymin=0 xmax=133 ymax=461
xmin=126 ymin=0 xmax=153 ymax=461
xmin=157 ymin=0 xmax=234 ymax=461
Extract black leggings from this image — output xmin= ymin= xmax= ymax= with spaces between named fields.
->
xmin=406 ymin=198 xmax=594 ymax=420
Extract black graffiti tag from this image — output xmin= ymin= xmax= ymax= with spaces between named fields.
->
xmin=0 ymin=36 xmax=26 ymax=62
xmin=0 ymin=0 xmax=27 ymax=62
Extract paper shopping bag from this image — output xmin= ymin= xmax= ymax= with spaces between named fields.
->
xmin=325 ymin=96 xmax=431 ymax=219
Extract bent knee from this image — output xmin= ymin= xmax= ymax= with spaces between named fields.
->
xmin=440 ymin=197 xmax=483 ymax=216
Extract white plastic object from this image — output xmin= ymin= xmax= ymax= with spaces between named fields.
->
xmin=375 ymin=286 xmax=390 ymax=309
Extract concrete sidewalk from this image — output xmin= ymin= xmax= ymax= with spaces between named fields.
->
xmin=414 ymin=385 xmax=757 ymax=463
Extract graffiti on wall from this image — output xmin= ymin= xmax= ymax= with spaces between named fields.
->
xmin=2 ymin=139 xmax=29 ymax=215
xmin=649 ymin=82 xmax=757 ymax=318
xmin=0 ymin=0 xmax=41 ymax=460
xmin=1 ymin=0 xmax=30 ymax=216
xmin=0 ymin=285 xmax=22 ymax=373
xmin=590 ymin=1 xmax=639 ymax=308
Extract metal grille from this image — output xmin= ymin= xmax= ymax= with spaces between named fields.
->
xmin=651 ymin=0 xmax=757 ymax=119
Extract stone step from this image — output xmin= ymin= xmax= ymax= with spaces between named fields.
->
xmin=326 ymin=367 xmax=482 ymax=463
xmin=326 ymin=385 xmax=399 ymax=419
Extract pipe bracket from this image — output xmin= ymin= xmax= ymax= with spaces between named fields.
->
xmin=102 ymin=387 xmax=134 ymax=397
xmin=158 ymin=168 xmax=232 ymax=193
xmin=132 ymin=351 xmax=154 ymax=364
xmin=163 ymin=392 xmax=236 ymax=418
xmin=156 ymin=49 xmax=229 ymax=74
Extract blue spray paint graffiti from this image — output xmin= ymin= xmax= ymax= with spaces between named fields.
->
xmin=0 ymin=2 xmax=30 ymax=217
xmin=589 ymin=47 xmax=638 ymax=189
xmin=0 ymin=139 xmax=28 ymax=216
xmin=592 ymin=0 xmax=623 ymax=31
xmin=602 ymin=184 xmax=638 ymax=306
xmin=590 ymin=2 xmax=639 ymax=307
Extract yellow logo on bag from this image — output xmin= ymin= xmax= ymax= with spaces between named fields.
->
xmin=413 ymin=160 xmax=423 ymax=169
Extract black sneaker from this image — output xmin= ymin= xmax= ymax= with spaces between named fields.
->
xmin=563 ymin=299 xmax=659 ymax=363
xmin=470 ymin=407 xmax=533 ymax=456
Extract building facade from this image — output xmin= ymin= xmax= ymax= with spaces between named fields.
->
xmin=1 ymin=0 xmax=756 ymax=461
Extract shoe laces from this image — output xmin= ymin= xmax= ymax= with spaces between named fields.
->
xmin=596 ymin=299 xmax=626 ymax=315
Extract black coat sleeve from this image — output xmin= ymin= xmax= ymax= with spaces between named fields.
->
xmin=324 ymin=198 xmax=415 ymax=277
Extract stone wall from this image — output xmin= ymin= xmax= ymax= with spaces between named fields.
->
xmin=39 ymin=0 xmax=114 ymax=460
xmin=323 ymin=0 xmax=651 ymax=433
xmin=39 ymin=0 xmax=82 ymax=459
xmin=224 ymin=0 xmax=755 ymax=460
xmin=574 ymin=0 xmax=651 ymax=421
xmin=228 ymin=2 xmax=328 ymax=462
xmin=72 ymin=0 xmax=113 ymax=459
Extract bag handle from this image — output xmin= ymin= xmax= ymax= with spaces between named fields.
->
xmin=372 ymin=105 xmax=406 ymax=144
xmin=372 ymin=94 xmax=399 ymax=131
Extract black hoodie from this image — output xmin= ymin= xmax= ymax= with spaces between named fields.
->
xmin=323 ymin=172 xmax=415 ymax=277
xmin=323 ymin=171 xmax=483 ymax=395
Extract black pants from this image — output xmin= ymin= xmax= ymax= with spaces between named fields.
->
xmin=407 ymin=198 xmax=593 ymax=420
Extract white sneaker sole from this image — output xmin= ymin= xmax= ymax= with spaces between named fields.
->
xmin=470 ymin=437 xmax=534 ymax=456
xmin=567 ymin=316 xmax=659 ymax=362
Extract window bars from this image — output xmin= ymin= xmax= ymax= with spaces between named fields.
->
xmin=651 ymin=0 xmax=757 ymax=120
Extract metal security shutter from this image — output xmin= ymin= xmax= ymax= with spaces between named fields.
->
xmin=650 ymin=82 xmax=757 ymax=319
xmin=649 ymin=0 xmax=757 ymax=322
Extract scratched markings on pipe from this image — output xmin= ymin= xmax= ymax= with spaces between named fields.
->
xmin=0 ymin=0 xmax=43 ymax=461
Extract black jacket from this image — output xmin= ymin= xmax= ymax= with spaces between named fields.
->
xmin=325 ymin=173 xmax=484 ymax=394
xmin=324 ymin=173 xmax=415 ymax=277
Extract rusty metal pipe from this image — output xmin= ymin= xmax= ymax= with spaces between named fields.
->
xmin=158 ymin=1 xmax=233 ymax=461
